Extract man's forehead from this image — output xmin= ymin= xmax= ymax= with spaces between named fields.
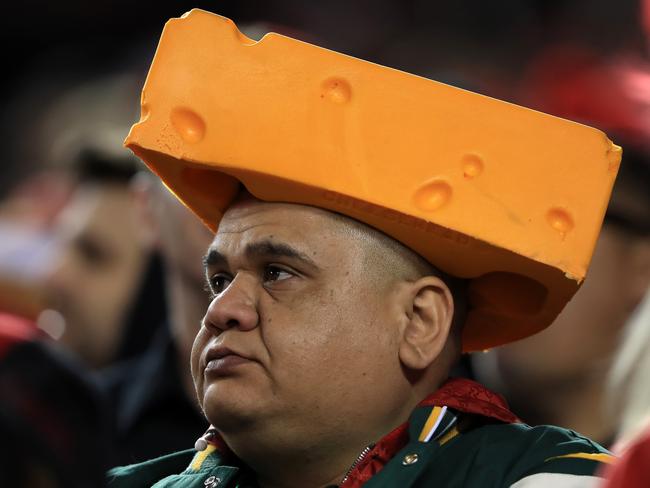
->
xmin=216 ymin=197 xmax=339 ymax=236
xmin=203 ymin=199 xmax=345 ymax=269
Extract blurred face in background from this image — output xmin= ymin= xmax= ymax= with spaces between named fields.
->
xmin=475 ymin=224 xmax=648 ymax=385
xmin=43 ymin=182 xmax=148 ymax=368
xmin=472 ymin=178 xmax=650 ymax=421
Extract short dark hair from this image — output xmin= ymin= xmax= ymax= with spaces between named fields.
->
xmin=324 ymin=208 xmax=469 ymax=342
xmin=74 ymin=147 xmax=138 ymax=185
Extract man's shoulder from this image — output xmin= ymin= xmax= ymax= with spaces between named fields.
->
xmin=107 ymin=449 xmax=195 ymax=487
xmin=486 ymin=423 xmax=613 ymax=487
xmin=423 ymin=422 xmax=612 ymax=487
xmin=366 ymin=421 xmax=612 ymax=488
xmin=106 ymin=445 xmax=242 ymax=488
xmin=475 ymin=422 xmax=611 ymax=465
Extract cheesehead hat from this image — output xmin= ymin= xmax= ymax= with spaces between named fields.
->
xmin=125 ymin=9 xmax=621 ymax=352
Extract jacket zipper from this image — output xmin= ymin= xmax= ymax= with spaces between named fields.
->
xmin=340 ymin=444 xmax=374 ymax=486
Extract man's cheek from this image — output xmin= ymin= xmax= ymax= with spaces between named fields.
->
xmin=190 ymin=329 xmax=207 ymax=382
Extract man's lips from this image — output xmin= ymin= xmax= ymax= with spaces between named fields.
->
xmin=203 ymin=345 xmax=254 ymax=376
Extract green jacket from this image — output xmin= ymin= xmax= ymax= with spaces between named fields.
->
xmin=108 ymin=380 xmax=612 ymax=487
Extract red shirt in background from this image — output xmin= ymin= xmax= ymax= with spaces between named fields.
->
xmin=602 ymin=425 xmax=650 ymax=488
xmin=0 ymin=312 xmax=41 ymax=356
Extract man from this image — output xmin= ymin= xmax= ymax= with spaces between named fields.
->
xmin=109 ymin=9 xmax=617 ymax=487
xmin=35 ymin=72 xmax=166 ymax=369
xmin=0 ymin=313 xmax=110 ymax=487
xmin=109 ymin=193 xmax=611 ymax=488
xmin=43 ymin=146 xmax=163 ymax=368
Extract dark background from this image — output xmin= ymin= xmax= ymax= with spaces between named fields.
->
xmin=0 ymin=0 xmax=646 ymax=192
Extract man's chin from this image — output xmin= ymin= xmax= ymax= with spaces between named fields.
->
xmin=201 ymin=384 xmax=261 ymax=433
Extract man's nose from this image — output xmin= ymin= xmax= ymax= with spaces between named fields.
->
xmin=203 ymin=275 xmax=259 ymax=333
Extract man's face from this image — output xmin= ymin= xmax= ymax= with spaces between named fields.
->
xmin=44 ymin=184 xmax=147 ymax=367
xmin=191 ymin=199 xmax=407 ymax=438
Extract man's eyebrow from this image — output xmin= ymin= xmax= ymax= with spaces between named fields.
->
xmin=203 ymin=249 xmax=227 ymax=269
xmin=244 ymin=240 xmax=317 ymax=268
xmin=202 ymin=240 xmax=318 ymax=270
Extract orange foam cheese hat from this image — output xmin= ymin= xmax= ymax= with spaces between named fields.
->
xmin=125 ymin=9 xmax=621 ymax=352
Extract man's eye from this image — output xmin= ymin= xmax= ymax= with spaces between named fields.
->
xmin=75 ymin=236 xmax=111 ymax=268
xmin=208 ymin=275 xmax=232 ymax=295
xmin=263 ymin=266 xmax=293 ymax=284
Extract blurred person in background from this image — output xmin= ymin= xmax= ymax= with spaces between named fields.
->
xmin=602 ymin=426 xmax=650 ymax=488
xmin=42 ymin=142 xmax=164 ymax=368
xmin=99 ymin=175 xmax=211 ymax=465
xmin=607 ymin=288 xmax=650 ymax=448
xmin=0 ymin=68 xmax=139 ymax=487
xmin=34 ymin=73 xmax=167 ymax=369
xmin=0 ymin=62 xmax=179 ymax=474
xmin=0 ymin=62 xmax=149 ymax=327
xmin=471 ymin=50 xmax=650 ymax=447
xmin=0 ymin=313 xmax=110 ymax=487
xmin=600 ymin=289 xmax=650 ymax=487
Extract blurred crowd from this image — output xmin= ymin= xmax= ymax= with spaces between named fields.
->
xmin=0 ymin=1 xmax=649 ymax=486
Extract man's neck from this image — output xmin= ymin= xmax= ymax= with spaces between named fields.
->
xmin=222 ymin=392 xmax=422 ymax=488
xmin=235 ymin=437 xmax=373 ymax=488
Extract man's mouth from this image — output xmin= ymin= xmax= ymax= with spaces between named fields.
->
xmin=204 ymin=345 xmax=253 ymax=376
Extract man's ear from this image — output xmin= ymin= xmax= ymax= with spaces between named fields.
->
xmin=398 ymin=276 xmax=454 ymax=370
